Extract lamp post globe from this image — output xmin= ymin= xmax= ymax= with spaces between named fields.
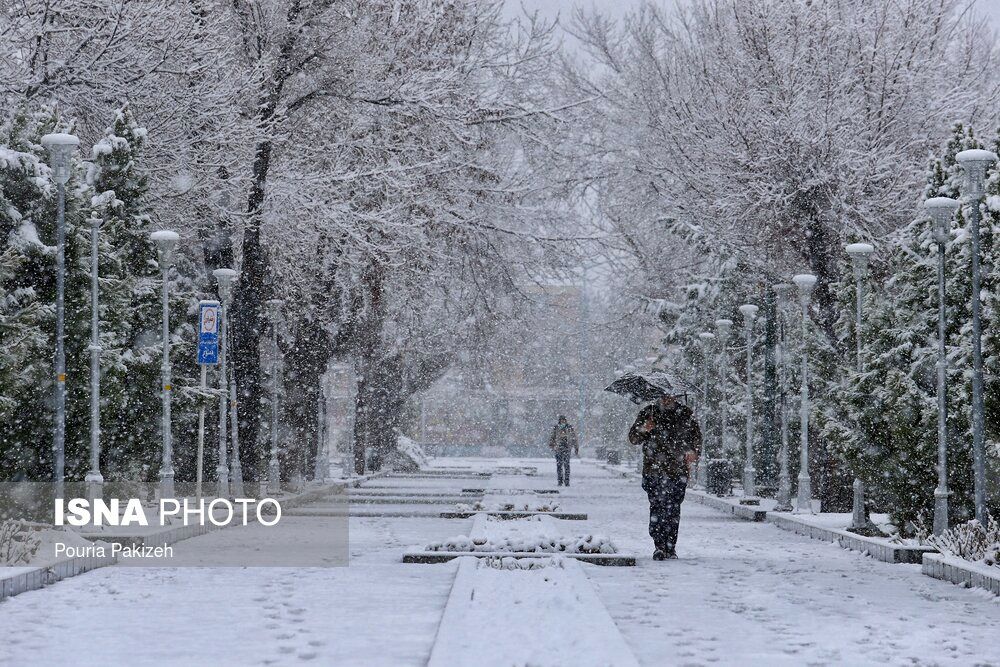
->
xmin=41 ymin=132 xmax=79 ymax=501
xmin=213 ymin=268 xmax=237 ymax=497
xmin=715 ymin=318 xmax=733 ymax=487
xmin=151 ymin=230 xmax=180 ymax=499
xmin=267 ymin=299 xmax=285 ymax=494
xmin=844 ymin=243 xmax=876 ymax=533
xmin=738 ymin=304 xmax=759 ymax=497
xmin=773 ymin=284 xmax=796 ymax=511
xmin=792 ymin=273 xmax=816 ymax=512
xmin=697 ymin=332 xmax=716 ymax=488
xmin=924 ymin=197 xmax=960 ymax=534
xmin=956 ymin=149 xmax=997 ymax=524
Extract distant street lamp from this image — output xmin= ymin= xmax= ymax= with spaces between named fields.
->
xmin=86 ymin=215 xmax=104 ymax=500
xmin=41 ymin=132 xmax=78 ymax=499
xmin=956 ymin=148 xmax=998 ymax=524
xmin=151 ymin=230 xmax=180 ymax=499
xmin=773 ymin=284 xmax=796 ymax=511
xmin=925 ymin=197 xmax=960 ymax=535
xmin=739 ymin=304 xmax=759 ymax=497
xmin=213 ymin=268 xmax=237 ymax=498
xmin=715 ymin=318 xmax=733 ymax=460
xmin=845 ymin=242 xmax=876 ymax=533
xmin=792 ymin=273 xmax=817 ymax=513
xmin=697 ymin=332 xmax=716 ymax=488
xmin=267 ymin=299 xmax=284 ymax=494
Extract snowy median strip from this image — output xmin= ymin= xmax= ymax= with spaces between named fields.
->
xmin=427 ymin=556 xmax=640 ymax=667
xmin=403 ymin=513 xmax=634 ymax=566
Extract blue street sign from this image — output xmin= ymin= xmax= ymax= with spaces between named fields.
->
xmin=198 ymin=300 xmax=220 ymax=365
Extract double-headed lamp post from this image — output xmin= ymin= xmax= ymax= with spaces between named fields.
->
xmin=213 ymin=268 xmax=237 ymax=498
xmin=715 ymin=318 xmax=733 ymax=467
xmin=267 ymin=299 xmax=284 ymax=495
xmin=773 ymin=284 xmax=796 ymax=511
xmin=697 ymin=332 xmax=716 ymax=488
xmin=151 ymin=230 xmax=180 ymax=499
xmin=925 ymin=197 xmax=960 ymax=535
xmin=792 ymin=273 xmax=817 ymax=513
xmin=956 ymin=148 xmax=998 ymax=524
xmin=739 ymin=304 xmax=759 ymax=497
xmin=845 ymin=242 xmax=875 ymax=533
xmin=41 ymin=132 xmax=79 ymax=500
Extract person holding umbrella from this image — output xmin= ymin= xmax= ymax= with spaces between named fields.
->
xmin=548 ymin=415 xmax=579 ymax=486
xmin=607 ymin=373 xmax=701 ymax=560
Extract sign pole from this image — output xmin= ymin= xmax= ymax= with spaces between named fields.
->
xmin=196 ymin=364 xmax=207 ymax=500
xmin=196 ymin=299 xmax=221 ymax=499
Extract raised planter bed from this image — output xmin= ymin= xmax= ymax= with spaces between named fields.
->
xmin=1 ymin=551 xmax=117 ymax=601
xmin=686 ymin=489 xmax=767 ymax=521
xmin=439 ymin=511 xmax=588 ymax=520
xmin=402 ymin=551 xmax=635 ymax=566
xmin=922 ymin=553 xmax=1000 ymax=596
xmin=767 ymin=513 xmax=935 ymax=564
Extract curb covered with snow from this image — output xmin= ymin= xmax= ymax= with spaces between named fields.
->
xmin=767 ymin=513 xmax=934 ymax=564
xmin=1 ymin=551 xmax=117 ymax=601
xmin=687 ymin=489 xmax=767 ymax=521
xmin=922 ymin=553 xmax=1000 ymax=596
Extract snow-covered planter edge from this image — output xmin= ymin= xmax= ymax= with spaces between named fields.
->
xmin=424 ymin=534 xmax=617 ymax=555
xmin=922 ymin=553 xmax=1000 ymax=597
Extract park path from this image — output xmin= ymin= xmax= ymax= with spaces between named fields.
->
xmin=571 ymin=461 xmax=1000 ymax=666
xmin=0 ymin=458 xmax=997 ymax=666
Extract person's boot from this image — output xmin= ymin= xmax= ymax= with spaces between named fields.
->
xmin=664 ymin=544 xmax=677 ymax=559
xmin=652 ymin=549 xmax=667 ymax=561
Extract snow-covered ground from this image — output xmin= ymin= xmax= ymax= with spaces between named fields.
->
xmin=1 ymin=458 xmax=997 ymax=666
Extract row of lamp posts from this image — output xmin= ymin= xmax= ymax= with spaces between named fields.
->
xmin=40 ymin=132 xmax=284 ymax=501
xmin=696 ymin=147 xmax=996 ymax=531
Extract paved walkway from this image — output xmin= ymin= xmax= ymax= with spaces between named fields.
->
xmin=0 ymin=458 xmax=997 ymax=666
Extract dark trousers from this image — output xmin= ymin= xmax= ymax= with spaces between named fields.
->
xmin=555 ymin=450 xmax=571 ymax=485
xmin=642 ymin=474 xmax=687 ymax=551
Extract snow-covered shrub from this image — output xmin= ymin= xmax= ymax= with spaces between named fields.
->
xmin=390 ymin=434 xmax=430 ymax=472
xmin=478 ymin=556 xmax=565 ymax=570
xmin=454 ymin=501 xmax=561 ymax=513
xmin=929 ymin=516 xmax=1000 ymax=566
xmin=424 ymin=534 xmax=617 ymax=555
xmin=0 ymin=519 xmax=41 ymax=565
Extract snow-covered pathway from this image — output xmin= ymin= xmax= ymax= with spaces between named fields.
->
xmin=0 ymin=458 xmax=997 ymax=666
xmin=570 ymin=462 xmax=1000 ymax=666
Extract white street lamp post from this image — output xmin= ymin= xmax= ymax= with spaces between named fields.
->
xmin=792 ymin=273 xmax=817 ymax=513
xmin=845 ymin=243 xmax=876 ymax=533
xmin=925 ymin=197 xmax=960 ymax=535
xmin=739 ymin=304 xmax=759 ymax=497
xmin=41 ymin=132 xmax=78 ymax=500
xmin=956 ymin=148 xmax=997 ymax=524
xmin=213 ymin=268 xmax=237 ymax=497
xmin=151 ymin=230 xmax=180 ymax=499
xmin=697 ymin=332 xmax=715 ymax=488
xmin=267 ymin=299 xmax=284 ymax=494
xmin=773 ymin=284 xmax=795 ymax=511
xmin=715 ymin=319 xmax=733 ymax=492
xmin=86 ymin=215 xmax=104 ymax=500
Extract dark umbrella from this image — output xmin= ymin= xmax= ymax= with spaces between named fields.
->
xmin=604 ymin=372 xmax=687 ymax=405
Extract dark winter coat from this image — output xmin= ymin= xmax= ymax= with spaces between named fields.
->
xmin=628 ymin=402 xmax=701 ymax=478
xmin=549 ymin=423 xmax=579 ymax=454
